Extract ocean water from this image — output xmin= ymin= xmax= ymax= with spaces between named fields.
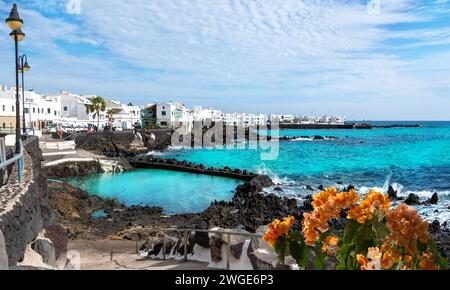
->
xmin=62 ymin=169 xmax=242 ymax=215
xmin=163 ymin=121 xmax=450 ymax=221
xmin=65 ymin=121 xmax=450 ymax=221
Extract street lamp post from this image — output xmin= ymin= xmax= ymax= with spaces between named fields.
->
xmin=18 ymin=55 xmax=30 ymax=134
xmin=5 ymin=3 xmax=25 ymax=153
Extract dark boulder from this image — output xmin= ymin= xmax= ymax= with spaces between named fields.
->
xmin=430 ymin=220 xmax=441 ymax=234
xmin=306 ymin=185 xmax=314 ymax=191
xmin=388 ymin=186 xmax=398 ymax=201
xmin=192 ymin=222 xmax=210 ymax=248
xmin=210 ymin=235 xmax=225 ymax=262
xmin=318 ymin=185 xmax=325 ymax=191
xmin=405 ymin=193 xmax=422 ymax=205
xmin=427 ymin=192 xmax=439 ymax=205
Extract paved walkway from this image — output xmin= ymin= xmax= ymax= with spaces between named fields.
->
xmin=68 ymin=240 xmax=209 ymax=270
xmin=40 ymin=137 xmax=105 ymax=166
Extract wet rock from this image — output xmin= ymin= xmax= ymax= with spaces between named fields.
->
xmin=427 ymin=192 xmax=439 ymax=205
xmin=273 ymin=187 xmax=283 ymax=192
xmin=430 ymin=220 xmax=441 ymax=234
xmin=346 ymin=185 xmax=355 ymax=192
xmin=405 ymin=193 xmax=422 ymax=205
xmin=318 ymin=185 xmax=325 ymax=191
xmin=306 ymin=185 xmax=314 ymax=191
xmin=388 ymin=186 xmax=398 ymax=201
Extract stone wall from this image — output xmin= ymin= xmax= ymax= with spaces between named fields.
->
xmin=44 ymin=158 xmax=133 ymax=179
xmin=73 ymin=129 xmax=173 ymax=156
xmin=0 ymin=137 xmax=49 ymax=267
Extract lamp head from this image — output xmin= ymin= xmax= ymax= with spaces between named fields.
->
xmin=5 ymin=4 xmax=23 ymax=31
xmin=23 ymin=58 xmax=30 ymax=71
xmin=9 ymin=28 xmax=25 ymax=41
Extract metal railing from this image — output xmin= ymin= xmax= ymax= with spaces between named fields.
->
xmin=0 ymin=138 xmax=24 ymax=183
xmin=148 ymin=228 xmax=263 ymax=270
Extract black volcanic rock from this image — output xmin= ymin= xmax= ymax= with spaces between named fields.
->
xmin=427 ymin=192 xmax=439 ymax=205
xmin=388 ymin=186 xmax=398 ymax=201
xmin=405 ymin=193 xmax=422 ymax=205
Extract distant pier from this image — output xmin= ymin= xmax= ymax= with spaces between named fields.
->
xmin=279 ymin=123 xmax=420 ymax=130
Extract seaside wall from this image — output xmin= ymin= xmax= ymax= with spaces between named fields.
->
xmin=74 ymin=129 xmax=173 ymax=155
xmin=0 ymin=137 xmax=50 ymax=267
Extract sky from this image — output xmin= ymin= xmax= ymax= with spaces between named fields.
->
xmin=0 ymin=0 xmax=449 ymax=120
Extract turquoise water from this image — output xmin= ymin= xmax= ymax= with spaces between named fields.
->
xmin=65 ymin=121 xmax=450 ymax=220
xmin=63 ymin=169 xmax=242 ymax=214
xmin=162 ymin=121 xmax=450 ymax=221
xmin=165 ymin=122 xmax=450 ymax=192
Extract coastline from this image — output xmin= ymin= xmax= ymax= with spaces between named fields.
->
xmin=39 ymin=128 xmax=450 ymax=269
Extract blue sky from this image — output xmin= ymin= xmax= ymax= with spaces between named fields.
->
xmin=0 ymin=0 xmax=449 ymax=120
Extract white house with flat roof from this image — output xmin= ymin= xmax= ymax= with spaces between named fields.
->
xmin=46 ymin=91 xmax=93 ymax=126
xmin=0 ymin=85 xmax=62 ymax=131
xmin=156 ymin=101 xmax=191 ymax=129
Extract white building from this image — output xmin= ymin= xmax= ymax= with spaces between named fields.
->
xmin=192 ymin=106 xmax=222 ymax=122
xmin=106 ymin=100 xmax=142 ymax=130
xmin=0 ymin=86 xmax=62 ymax=131
xmin=156 ymin=101 xmax=191 ymax=129
xmin=47 ymin=91 xmax=93 ymax=126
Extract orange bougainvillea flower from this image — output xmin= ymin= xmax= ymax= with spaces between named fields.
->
xmin=402 ymin=255 xmax=414 ymax=270
xmin=418 ymin=252 xmax=440 ymax=270
xmin=322 ymin=235 xmax=339 ymax=255
xmin=357 ymin=247 xmax=382 ymax=270
xmin=302 ymin=187 xmax=360 ymax=245
xmin=262 ymin=216 xmax=295 ymax=247
xmin=357 ymin=254 xmax=369 ymax=266
xmin=347 ymin=190 xmax=390 ymax=224
xmin=386 ymin=204 xmax=429 ymax=255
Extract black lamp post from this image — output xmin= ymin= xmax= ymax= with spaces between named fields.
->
xmin=18 ymin=55 xmax=30 ymax=134
xmin=5 ymin=3 xmax=25 ymax=153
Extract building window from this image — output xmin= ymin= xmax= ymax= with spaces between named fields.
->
xmin=12 ymin=106 xmax=14 ymax=112
xmin=24 ymin=108 xmax=29 ymax=114
xmin=2 ymin=105 xmax=5 ymax=112
xmin=2 ymin=123 xmax=5 ymax=128
xmin=33 ymin=107 xmax=35 ymax=113
xmin=162 ymin=111 xmax=166 ymax=116
xmin=47 ymin=108 xmax=51 ymax=114
xmin=63 ymin=106 xmax=68 ymax=111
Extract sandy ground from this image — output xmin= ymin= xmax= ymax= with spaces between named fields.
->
xmin=67 ymin=240 xmax=209 ymax=270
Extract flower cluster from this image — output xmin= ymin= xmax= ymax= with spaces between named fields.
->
xmin=357 ymin=247 xmax=382 ymax=270
xmin=322 ymin=235 xmax=339 ymax=256
xmin=262 ymin=216 xmax=295 ymax=247
xmin=386 ymin=204 xmax=429 ymax=255
xmin=347 ymin=190 xmax=390 ymax=223
xmin=302 ymin=187 xmax=359 ymax=245
xmin=263 ymin=188 xmax=447 ymax=270
xmin=418 ymin=252 xmax=441 ymax=270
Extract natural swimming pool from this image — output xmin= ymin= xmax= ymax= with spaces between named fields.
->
xmin=61 ymin=169 xmax=243 ymax=214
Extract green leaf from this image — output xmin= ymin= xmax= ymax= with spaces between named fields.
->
xmin=289 ymin=239 xmax=308 ymax=268
xmin=343 ymin=220 xmax=360 ymax=244
xmin=274 ymin=237 xmax=289 ymax=264
xmin=313 ymin=247 xmax=326 ymax=270
xmin=372 ymin=219 xmax=389 ymax=241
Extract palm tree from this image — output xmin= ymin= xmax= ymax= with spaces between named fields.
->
xmin=106 ymin=109 xmax=115 ymax=131
xmin=86 ymin=96 xmax=106 ymax=130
